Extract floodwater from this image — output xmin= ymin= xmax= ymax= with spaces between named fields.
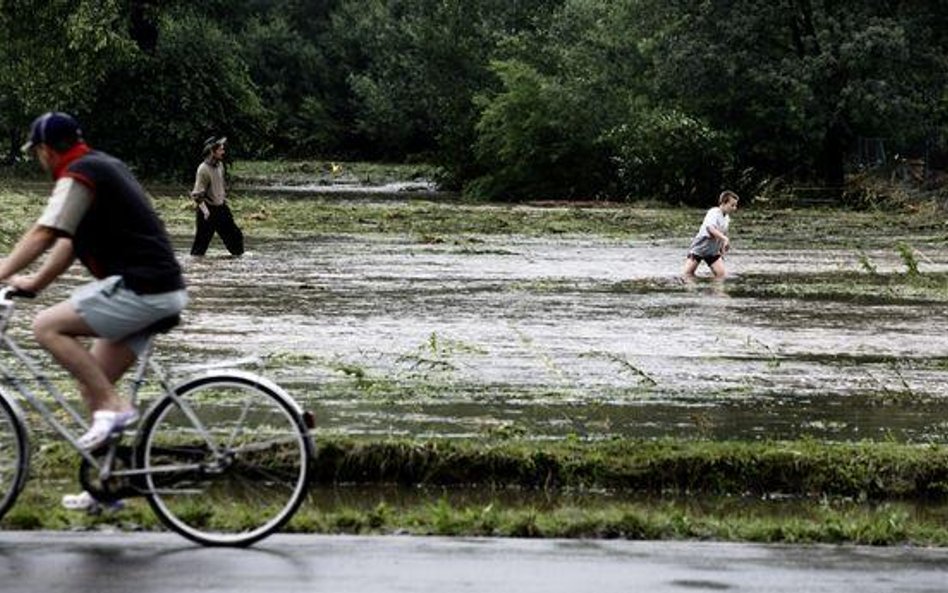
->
xmin=168 ymin=229 xmax=948 ymax=444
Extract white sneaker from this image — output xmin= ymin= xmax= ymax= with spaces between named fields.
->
xmin=77 ymin=409 xmax=139 ymax=451
xmin=61 ymin=491 xmax=123 ymax=514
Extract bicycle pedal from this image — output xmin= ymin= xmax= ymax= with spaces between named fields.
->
xmin=87 ymin=499 xmax=125 ymax=516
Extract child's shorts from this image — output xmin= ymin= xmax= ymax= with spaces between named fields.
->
xmin=687 ymin=252 xmax=721 ymax=266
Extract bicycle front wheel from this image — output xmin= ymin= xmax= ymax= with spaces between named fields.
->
xmin=137 ymin=372 xmax=313 ymax=546
xmin=0 ymin=391 xmax=29 ymax=521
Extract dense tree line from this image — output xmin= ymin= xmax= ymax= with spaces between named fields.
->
xmin=1 ymin=0 xmax=946 ymax=203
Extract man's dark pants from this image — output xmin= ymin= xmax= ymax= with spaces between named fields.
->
xmin=190 ymin=203 xmax=244 ymax=256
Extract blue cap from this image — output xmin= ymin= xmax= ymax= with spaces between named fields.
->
xmin=22 ymin=112 xmax=83 ymax=153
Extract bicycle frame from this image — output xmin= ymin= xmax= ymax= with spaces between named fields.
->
xmin=0 ymin=285 xmax=315 ymax=546
xmin=0 ymin=288 xmax=221 ymax=479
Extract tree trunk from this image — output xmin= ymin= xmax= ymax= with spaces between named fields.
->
xmin=5 ymin=127 xmax=18 ymax=164
xmin=129 ymin=0 xmax=159 ymax=52
xmin=818 ymin=120 xmax=847 ymax=199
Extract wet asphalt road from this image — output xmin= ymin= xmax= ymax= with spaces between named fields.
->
xmin=0 ymin=531 xmax=946 ymax=593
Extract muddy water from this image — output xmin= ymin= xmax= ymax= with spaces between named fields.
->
xmin=167 ymin=231 xmax=948 ymax=443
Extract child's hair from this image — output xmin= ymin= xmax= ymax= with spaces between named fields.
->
xmin=718 ymin=190 xmax=739 ymax=205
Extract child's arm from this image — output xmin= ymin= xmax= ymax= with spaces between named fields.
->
xmin=708 ymin=225 xmax=730 ymax=253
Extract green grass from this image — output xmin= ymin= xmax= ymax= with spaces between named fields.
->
xmin=228 ymin=159 xmax=440 ymax=187
xmin=728 ymin=270 xmax=948 ymax=304
xmin=306 ymin=437 xmax=948 ymax=500
xmin=3 ymin=175 xmax=947 ymax=248
xmin=286 ymin=499 xmax=946 ymax=545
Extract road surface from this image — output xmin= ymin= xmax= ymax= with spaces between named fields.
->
xmin=1 ymin=531 xmax=946 ymax=592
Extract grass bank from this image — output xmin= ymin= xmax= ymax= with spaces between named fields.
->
xmin=307 ymin=438 xmax=948 ymax=500
xmin=7 ymin=438 xmax=948 ymax=545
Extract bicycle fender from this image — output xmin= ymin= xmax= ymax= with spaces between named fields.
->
xmin=172 ymin=369 xmax=306 ymax=417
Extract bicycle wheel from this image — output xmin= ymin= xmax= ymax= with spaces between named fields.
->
xmin=0 ymin=392 xmax=30 ymax=520
xmin=136 ymin=371 xmax=313 ymax=546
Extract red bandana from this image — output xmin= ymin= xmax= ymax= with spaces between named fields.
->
xmin=52 ymin=142 xmax=91 ymax=179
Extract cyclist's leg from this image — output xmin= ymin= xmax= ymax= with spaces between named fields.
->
xmin=41 ymin=277 xmax=185 ymax=450
xmin=32 ymin=300 xmax=132 ymax=414
xmin=89 ymin=338 xmax=137 ymax=388
xmin=48 ymin=275 xmax=185 ymax=407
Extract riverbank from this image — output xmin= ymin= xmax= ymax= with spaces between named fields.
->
xmin=7 ymin=438 xmax=948 ymax=545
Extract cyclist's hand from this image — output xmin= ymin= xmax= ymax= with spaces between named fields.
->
xmin=8 ymin=275 xmax=42 ymax=296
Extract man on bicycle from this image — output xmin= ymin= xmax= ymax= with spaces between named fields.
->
xmin=0 ymin=112 xmax=187 ymax=496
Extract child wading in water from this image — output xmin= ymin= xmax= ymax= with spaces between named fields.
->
xmin=682 ymin=190 xmax=740 ymax=280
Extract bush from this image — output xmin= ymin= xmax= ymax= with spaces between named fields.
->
xmin=606 ymin=108 xmax=733 ymax=205
xmin=85 ymin=10 xmax=270 ymax=180
xmin=467 ymin=60 xmax=612 ymax=201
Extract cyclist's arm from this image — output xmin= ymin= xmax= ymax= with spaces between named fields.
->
xmin=0 ymin=225 xmax=60 ymax=282
xmin=14 ymin=237 xmax=75 ymax=293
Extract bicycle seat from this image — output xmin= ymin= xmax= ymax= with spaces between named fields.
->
xmin=146 ymin=314 xmax=181 ymax=334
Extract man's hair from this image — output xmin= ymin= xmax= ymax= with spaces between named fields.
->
xmin=202 ymin=136 xmax=226 ymax=157
xmin=718 ymin=190 xmax=739 ymax=205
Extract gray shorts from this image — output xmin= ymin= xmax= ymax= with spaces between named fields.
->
xmin=70 ymin=276 xmax=188 ymax=355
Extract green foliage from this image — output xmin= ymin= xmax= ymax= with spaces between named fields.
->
xmin=0 ymin=0 xmax=134 ymax=159
xmin=329 ymin=0 xmax=506 ymax=175
xmin=330 ymin=0 xmax=459 ymax=158
xmin=238 ymin=15 xmax=340 ymax=157
xmin=467 ymin=0 xmax=649 ymax=200
xmin=469 ymin=59 xmax=611 ymax=200
xmin=2 ymin=0 xmax=948 ymax=201
xmin=607 ymin=108 xmax=733 ymax=205
xmin=85 ymin=9 xmax=270 ymax=178
xmin=897 ymin=242 xmax=920 ymax=277
xmin=638 ymin=0 xmax=948 ymax=189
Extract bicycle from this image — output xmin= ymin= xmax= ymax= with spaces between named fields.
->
xmin=0 ymin=286 xmax=315 ymax=547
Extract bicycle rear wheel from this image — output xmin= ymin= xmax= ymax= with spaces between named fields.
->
xmin=0 ymin=392 xmax=29 ymax=520
xmin=136 ymin=372 xmax=313 ymax=546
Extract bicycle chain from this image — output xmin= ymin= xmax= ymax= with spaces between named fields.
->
xmin=78 ymin=445 xmax=142 ymax=502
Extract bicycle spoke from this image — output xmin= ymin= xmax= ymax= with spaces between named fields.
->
xmin=224 ymin=398 xmax=253 ymax=451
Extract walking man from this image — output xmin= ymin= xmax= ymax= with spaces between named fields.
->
xmin=190 ymin=136 xmax=244 ymax=256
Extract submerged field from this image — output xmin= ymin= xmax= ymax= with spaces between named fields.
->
xmin=2 ymin=170 xmax=948 ymax=543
